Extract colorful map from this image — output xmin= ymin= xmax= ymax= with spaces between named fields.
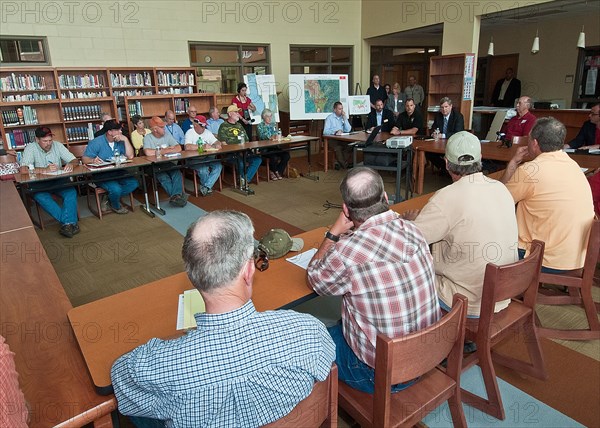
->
xmin=244 ymin=74 xmax=279 ymax=123
xmin=304 ymin=79 xmax=339 ymax=113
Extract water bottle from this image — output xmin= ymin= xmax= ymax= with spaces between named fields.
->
xmin=197 ymin=137 xmax=204 ymax=154
xmin=239 ymin=134 xmax=245 ymax=144
xmin=114 ymin=148 xmax=122 ymax=166
xmin=276 ymin=128 xmax=282 ymax=141
xmin=28 ymin=163 xmax=36 ymax=178
xmin=433 ymin=128 xmax=441 ymax=141
xmin=155 ymin=146 xmax=162 ymax=159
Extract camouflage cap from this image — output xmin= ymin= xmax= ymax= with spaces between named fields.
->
xmin=258 ymin=229 xmax=304 ymax=259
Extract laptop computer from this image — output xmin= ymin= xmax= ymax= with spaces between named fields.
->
xmin=354 ymin=126 xmax=382 ymax=148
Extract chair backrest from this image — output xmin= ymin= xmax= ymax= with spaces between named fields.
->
xmin=579 ymin=218 xmax=600 ymax=285
xmin=373 ymin=294 xmax=468 ymax=427
xmin=262 ymin=364 xmax=338 ymax=428
xmin=68 ymin=144 xmax=87 ymax=159
xmin=478 ymin=240 xmax=544 ymax=336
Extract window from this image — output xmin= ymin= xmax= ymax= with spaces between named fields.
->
xmin=290 ymin=45 xmax=353 ymax=91
xmin=0 ymin=36 xmax=50 ymax=65
xmin=189 ymin=42 xmax=270 ymax=93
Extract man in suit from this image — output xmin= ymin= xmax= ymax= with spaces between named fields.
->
xmin=565 ymin=104 xmax=600 ymax=150
xmin=491 ymin=68 xmax=521 ymax=108
xmin=365 ymin=99 xmax=395 ymax=133
xmin=430 ymin=97 xmax=464 ymax=138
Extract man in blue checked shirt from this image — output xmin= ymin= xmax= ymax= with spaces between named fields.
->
xmin=111 ymin=210 xmax=335 ymax=428
xmin=323 ymin=101 xmax=353 ymax=169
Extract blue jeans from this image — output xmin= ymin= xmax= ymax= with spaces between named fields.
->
xmin=98 ymin=177 xmax=138 ymax=209
xmin=156 ymin=170 xmax=183 ymax=197
xmin=327 ymin=323 xmax=417 ymax=394
xmin=229 ymin=154 xmax=261 ymax=181
xmin=189 ymin=156 xmax=222 ymax=189
xmin=517 ymin=248 xmax=569 ymax=274
xmin=32 ymin=186 xmax=78 ymax=225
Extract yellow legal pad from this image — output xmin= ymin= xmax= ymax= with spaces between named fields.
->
xmin=183 ymin=289 xmax=206 ymax=329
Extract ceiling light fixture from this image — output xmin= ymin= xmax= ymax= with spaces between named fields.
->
xmin=531 ymin=30 xmax=540 ymax=54
xmin=577 ymin=25 xmax=586 ymax=48
xmin=488 ymin=36 xmax=495 ymax=56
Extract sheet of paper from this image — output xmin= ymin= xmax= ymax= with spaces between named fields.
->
xmin=563 ymin=148 xmax=575 ymax=153
xmin=176 ymin=293 xmax=185 ymax=330
xmin=588 ymin=149 xmax=600 ymax=154
xmin=41 ymin=170 xmax=68 ymax=176
xmin=183 ymin=289 xmax=205 ymax=330
xmin=286 ymin=248 xmax=317 ymax=270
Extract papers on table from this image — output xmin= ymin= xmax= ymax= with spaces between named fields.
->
xmin=589 ymin=149 xmax=600 ymax=154
xmin=176 ymin=289 xmax=206 ymax=330
xmin=41 ymin=170 xmax=68 ymax=176
xmin=581 ymin=168 xmax=589 ymax=173
xmin=564 ymin=148 xmax=576 ymax=153
xmin=286 ymin=248 xmax=317 ymax=270
xmin=164 ymin=152 xmax=182 ymax=158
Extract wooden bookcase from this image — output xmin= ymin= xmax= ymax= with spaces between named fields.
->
xmin=427 ymin=53 xmax=475 ymax=130
xmin=0 ymin=66 xmax=215 ymax=150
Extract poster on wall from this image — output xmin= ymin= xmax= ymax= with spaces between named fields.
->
xmin=288 ymin=74 xmax=349 ymax=120
xmin=346 ymin=95 xmax=370 ymax=115
xmin=243 ymin=74 xmax=279 ymax=123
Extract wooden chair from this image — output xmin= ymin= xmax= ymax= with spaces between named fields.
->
xmin=536 ymin=219 xmax=600 ymax=340
xmin=338 ymin=294 xmax=468 ymax=428
xmin=263 ymin=364 xmax=338 ymax=428
xmin=87 ymin=185 xmax=135 ymax=219
xmin=461 ymin=240 xmax=547 ymax=420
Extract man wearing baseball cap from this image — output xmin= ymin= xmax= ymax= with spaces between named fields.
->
xmin=403 ymin=131 xmax=518 ymax=317
xmin=20 ymin=126 xmax=80 ymax=238
xmin=83 ymin=119 xmax=138 ymax=214
xmin=183 ymin=115 xmax=223 ymax=196
xmin=143 ymin=116 xmax=187 ymax=207
xmin=217 ymin=105 xmax=261 ymax=189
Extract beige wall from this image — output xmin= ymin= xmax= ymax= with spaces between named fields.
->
xmin=479 ymin=12 xmax=600 ymax=106
xmin=0 ymin=0 xmax=362 ymax=109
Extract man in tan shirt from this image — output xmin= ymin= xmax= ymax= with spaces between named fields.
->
xmin=501 ymin=117 xmax=594 ymax=271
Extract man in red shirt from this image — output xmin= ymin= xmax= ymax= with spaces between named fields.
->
xmin=503 ymin=96 xmax=536 ymax=141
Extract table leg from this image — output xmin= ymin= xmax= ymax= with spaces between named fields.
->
xmin=139 ymin=165 xmax=155 ymax=218
xmin=417 ymin=150 xmax=426 ymax=195
xmin=323 ymin=138 xmax=329 ymax=173
xmin=149 ymin=164 xmax=166 ymax=216
xmin=303 ymin=141 xmax=319 ymax=181
xmin=395 ymin=149 xmax=402 ymax=203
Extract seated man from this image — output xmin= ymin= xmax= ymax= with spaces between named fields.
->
xmin=365 ymin=99 xmax=395 ymax=133
xmin=428 ymin=97 xmax=465 ymax=170
xmin=164 ymin=110 xmax=185 ymax=146
xmin=180 ymin=105 xmax=198 ymax=134
xmin=501 ymin=96 xmax=536 ymax=141
xmin=20 ymin=126 xmax=79 ymax=238
xmin=111 ymin=210 xmax=335 ymax=427
xmin=390 ymin=98 xmax=424 ymax=136
xmin=83 ymin=120 xmax=138 ymax=215
xmin=501 ymin=117 xmax=594 ymax=272
xmin=206 ymin=106 xmax=224 ymax=135
xmin=183 ymin=115 xmax=223 ymax=196
xmin=218 ymin=105 xmax=261 ymax=188
xmin=307 ymin=167 xmax=439 ymax=393
xmin=565 ymin=104 xmax=599 ymax=150
xmin=402 ymin=131 xmax=518 ymax=316
xmin=143 ymin=116 xmax=187 ymax=207
xmin=323 ymin=101 xmax=353 ymax=169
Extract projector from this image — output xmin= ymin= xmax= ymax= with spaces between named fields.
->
xmin=386 ymin=136 xmax=412 ymax=148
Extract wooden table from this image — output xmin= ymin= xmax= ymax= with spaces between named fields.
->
xmin=0 ymin=181 xmax=33 ymax=234
xmin=412 ymin=139 xmax=600 ymax=194
xmin=67 ymin=227 xmax=327 ymax=394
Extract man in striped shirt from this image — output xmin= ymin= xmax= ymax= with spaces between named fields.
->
xmin=307 ymin=167 xmax=440 ymax=393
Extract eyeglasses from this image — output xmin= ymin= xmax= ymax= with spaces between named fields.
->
xmin=254 ymin=248 xmax=269 ymax=272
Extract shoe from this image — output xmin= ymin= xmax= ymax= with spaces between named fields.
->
xmin=463 ymin=341 xmax=477 ymax=354
xmin=334 ymin=163 xmax=341 ymax=171
xmin=199 ymin=186 xmax=209 ymax=196
xmin=110 ymin=203 xmax=129 ymax=215
xmin=206 ymin=188 xmax=213 ymax=195
xmin=269 ymin=171 xmax=278 ymax=181
xmin=59 ymin=224 xmax=74 ymax=238
xmin=275 ymin=172 xmax=283 ymax=180
xmin=181 ymin=193 xmax=189 ymax=201
xmin=169 ymin=195 xmax=187 ymax=207
xmin=100 ymin=194 xmax=110 ymax=212
xmin=239 ymin=177 xmax=247 ymax=189
xmin=71 ymin=223 xmax=80 ymax=235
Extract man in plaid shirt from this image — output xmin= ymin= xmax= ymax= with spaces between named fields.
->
xmin=307 ymin=167 xmax=440 ymax=393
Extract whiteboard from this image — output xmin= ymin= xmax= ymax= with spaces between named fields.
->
xmin=288 ymin=74 xmax=349 ymax=120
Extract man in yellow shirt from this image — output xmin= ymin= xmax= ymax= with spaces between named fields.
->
xmin=500 ymin=117 xmax=594 ymax=272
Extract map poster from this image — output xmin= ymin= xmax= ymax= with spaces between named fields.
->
xmin=288 ymin=74 xmax=349 ymax=120
xmin=346 ymin=95 xmax=370 ymax=115
xmin=243 ymin=74 xmax=279 ymax=124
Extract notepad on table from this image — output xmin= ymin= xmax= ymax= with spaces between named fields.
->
xmin=41 ymin=170 xmax=68 ymax=176
xmin=176 ymin=289 xmax=206 ymax=330
xmin=286 ymin=248 xmax=317 ymax=270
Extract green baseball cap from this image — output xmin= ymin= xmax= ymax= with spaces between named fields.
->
xmin=259 ymin=229 xmax=304 ymax=259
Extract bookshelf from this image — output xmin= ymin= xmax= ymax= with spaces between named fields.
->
xmin=426 ymin=53 xmax=475 ymax=129
xmin=0 ymin=66 xmax=213 ymax=150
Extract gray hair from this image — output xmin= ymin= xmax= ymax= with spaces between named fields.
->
xmin=261 ymin=108 xmax=273 ymax=121
xmin=340 ymin=167 xmax=388 ymax=223
xmin=440 ymin=97 xmax=453 ymax=106
xmin=209 ymin=106 xmax=218 ymax=115
xmin=530 ymin=116 xmax=565 ymax=152
xmin=182 ymin=211 xmax=255 ymax=292
xmin=446 ymin=160 xmax=482 ymax=176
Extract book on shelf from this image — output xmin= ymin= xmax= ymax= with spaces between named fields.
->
xmin=2 ymin=106 xmax=38 ymax=126
xmin=2 ymin=93 xmax=57 ymax=102
xmin=113 ymin=89 xmax=154 ymax=104
xmin=66 ymin=124 xmax=100 ymax=142
xmin=63 ymin=105 xmax=102 ymax=121
xmin=6 ymin=129 xmax=36 ymax=149
xmin=110 ymin=72 xmax=153 ymax=88
xmin=156 ymin=71 xmax=195 ymax=87
xmin=128 ymin=101 xmax=144 ymax=116
xmin=61 ymin=90 xmax=109 ymax=99
xmin=0 ymin=73 xmax=47 ymax=91
xmin=58 ymin=73 xmax=105 ymax=89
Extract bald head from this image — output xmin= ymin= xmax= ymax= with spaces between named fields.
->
xmin=165 ymin=110 xmax=176 ymax=125
xmin=182 ymin=211 xmax=254 ymax=292
xmin=340 ymin=167 xmax=388 ymax=223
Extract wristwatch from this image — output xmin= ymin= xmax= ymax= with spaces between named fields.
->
xmin=325 ymin=231 xmax=340 ymax=242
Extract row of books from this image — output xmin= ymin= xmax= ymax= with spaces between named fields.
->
xmin=113 ymin=89 xmax=154 ymax=104
xmin=0 ymin=73 xmax=48 ymax=91
xmin=5 ymin=129 xmax=36 ymax=149
xmin=156 ymin=71 xmax=195 ymax=87
xmin=174 ymin=99 xmax=191 ymax=115
xmin=58 ymin=74 xmax=106 ymax=89
xmin=158 ymin=87 xmax=194 ymax=95
xmin=128 ymin=101 xmax=144 ymax=117
xmin=2 ymin=93 xmax=57 ymax=102
xmin=66 ymin=124 xmax=99 ymax=142
xmin=110 ymin=72 xmax=153 ymax=88
xmin=61 ymin=90 xmax=109 ymax=99
xmin=63 ymin=105 xmax=103 ymax=121
xmin=2 ymin=107 xmax=38 ymax=126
